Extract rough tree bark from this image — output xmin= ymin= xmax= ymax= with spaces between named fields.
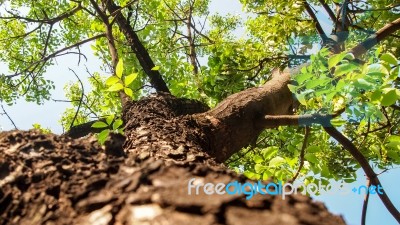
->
xmin=0 ymin=69 xmax=346 ymax=224
xmin=0 ymin=11 xmax=340 ymax=225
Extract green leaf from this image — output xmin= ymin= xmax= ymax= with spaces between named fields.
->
xmin=105 ymin=76 xmax=120 ymax=86
xmin=387 ymin=150 xmax=400 ymax=162
xmin=287 ymin=144 xmax=296 ymax=153
xmin=287 ymin=84 xmax=297 ymax=93
xmin=92 ymin=121 xmax=108 ymax=128
xmin=354 ymin=79 xmax=374 ymax=90
xmin=98 ymin=129 xmax=110 ymax=145
xmin=151 ymin=66 xmax=160 ymax=71
xmin=304 ymin=153 xmax=318 ymax=164
xmin=335 ymin=79 xmax=346 ymax=91
xmin=107 ymin=83 xmax=124 ymax=92
xmin=116 ymin=59 xmax=124 ymax=78
xmin=380 ymin=53 xmax=398 ymax=65
xmin=387 ymin=135 xmax=400 ymax=144
xmin=344 ymin=53 xmax=355 ymax=60
xmin=124 ymin=87 xmax=133 ymax=97
xmin=325 ymin=91 xmax=336 ymax=101
xmin=113 ymin=118 xmax=123 ymax=130
xmin=269 ymin=156 xmax=286 ymax=167
xmin=381 ymin=89 xmax=398 ymax=106
xmin=390 ymin=66 xmax=399 ymax=80
xmin=255 ymin=164 xmax=267 ymax=173
xmin=331 ymin=118 xmax=346 ymax=126
xmin=105 ymin=115 xmax=114 ymax=125
xmin=296 ymin=93 xmax=307 ymax=106
xmin=262 ymin=170 xmax=272 ymax=180
xmin=366 ymin=64 xmax=389 ymax=77
xmin=334 ymin=63 xmax=358 ymax=76
xmin=295 ymin=73 xmax=313 ymax=83
xmin=328 ymin=52 xmax=346 ymax=69
xmin=124 ymin=73 xmax=138 ymax=86
xmin=321 ymin=165 xmax=330 ymax=178
xmin=305 ymin=79 xmax=329 ymax=89
xmin=386 ymin=135 xmax=400 ymax=151
xmin=306 ymin=145 xmax=320 ymax=153
xmin=243 ymin=171 xmax=260 ymax=180
xmin=262 ymin=146 xmax=278 ymax=159
xmin=370 ymin=90 xmax=382 ymax=102
xmin=301 ymin=66 xmax=308 ymax=74
xmin=253 ymin=155 xmax=264 ymax=163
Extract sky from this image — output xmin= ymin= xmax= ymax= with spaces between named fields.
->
xmin=0 ymin=1 xmax=399 ymax=225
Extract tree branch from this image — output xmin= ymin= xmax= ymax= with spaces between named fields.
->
xmin=324 ymin=126 xmax=400 ymax=223
xmin=201 ymin=68 xmax=295 ymax=162
xmin=361 ymin=178 xmax=370 ymax=225
xmin=104 ymin=0 xmax=170 ymax=93
xmin=6 ymin=33 xmax=106 ymax=78
xmin=259 ymin=110 xmax=400 ymax=222
xmin=350 ymin=17 xmax=400 ymax=57
xmin=89 ymin=0 xmax=131 ymax=107
xmin=261 ymin=110 xmax=343 ymax=128
xmin=318 ymin=0 xmax=336 ymax=22
xmin=63 ymin=119 xmax=108 ymax=138
xmin=303 ymin=1 xmax=329 ymax=41
xmin=67 ymin=68 xmax=85 ymax=131
xmin=1 ymin=3 xmax=83 ymax=25
xmin=186 ymin=1 xmax=199 ymax=75
xmin=0 ymin=104 xmax=18 ymax=130
xmin=290 ymin=126 xmax=310 ymax=182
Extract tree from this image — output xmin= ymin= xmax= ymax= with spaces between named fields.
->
xmin=0 ymin=0 xmax=399 ymax=224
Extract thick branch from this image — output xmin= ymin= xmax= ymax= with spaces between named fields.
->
xmin=198 ymin=68 xmax=295 ymax=162
xmin=318 ymin=0 xmax=336 ymax=21
xmin=89 ymin=0 xmax=118 ymax=65
xmin=255 ymin=111 xmax=400 ymax=222
xmin=63 ymin=119 xmax=108 ymax=138
xmin=303 ymin=1 xmax=328 ymax=41
xmin=349 ymin=4 xmax=400 ymax=13
xmin=186 ymin=3 xmax=199 ymax=75
xmin=89 ymin=0 xmax=131 ymax=107
xmin=105 ymin=1 xmax=170 ymax=93
xmin=350 ymin=17 xmax=400 ymax=57
xmin=324 ymin=126 xmax=400 ymax=223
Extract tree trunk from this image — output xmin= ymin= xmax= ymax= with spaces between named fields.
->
xmin=0 ymin=75 xmax=346 ymax=224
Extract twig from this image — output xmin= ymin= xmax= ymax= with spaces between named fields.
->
xmin=1 ymin=3 xmax=83 ymax=25
xmin=0 ymin=104 xmax=18 ymax=130
xmin=67 ymin=69 xmax=85 ymax=131
xmin=290 ymin=126 xmax=310 ymax=182
xmin=6 ymin=33 xmax=106 ymax=78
